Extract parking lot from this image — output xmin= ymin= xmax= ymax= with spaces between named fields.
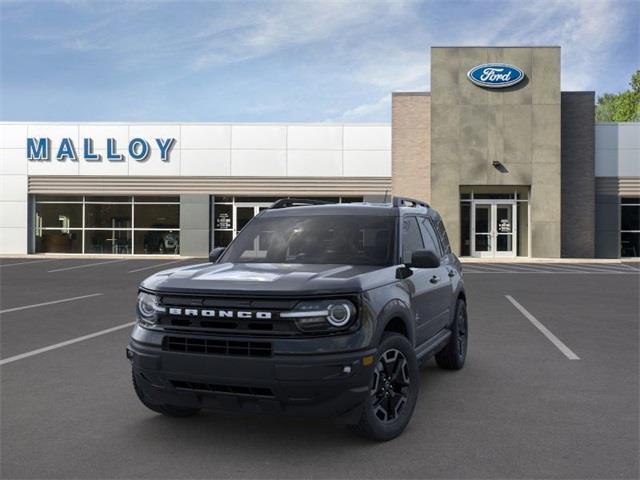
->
xmin=1 ymin=258 xmax=638 ymax=479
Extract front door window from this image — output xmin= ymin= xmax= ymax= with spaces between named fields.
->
xmin=472 ymin=201 xmax=517 ymax=257
xmin=474 ymin=204 xmax=492 ymax=254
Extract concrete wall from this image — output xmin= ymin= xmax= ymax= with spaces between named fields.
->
xmin=430 ymin=46 xmax=562 ymax=257
xmin=391 ymin=93 xmax=431 ymax=201
xmin=179 ymin=194 xmax=210 ymax=256
xmin=560 ymin=92 xmax=595 ymax=257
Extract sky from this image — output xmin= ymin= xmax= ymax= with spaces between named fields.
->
xmin=1 ymin=0 xmax=638 ymax=122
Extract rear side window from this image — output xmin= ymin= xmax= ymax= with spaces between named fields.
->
xmin=402 ymin=217 xmax=424 ymax=264
xmin=419 ymin=217 xmax=442 ymax=257
xmin=433 ymin=217 xmax=451 ymax=254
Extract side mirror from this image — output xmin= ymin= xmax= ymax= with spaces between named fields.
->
xmin=408 ymin=249 xmax=440 ymax=269
xmin=209 ymin=247 xmax=225 ymax=263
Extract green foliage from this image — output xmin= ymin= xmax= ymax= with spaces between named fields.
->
xmin=596 ymin=70 xmax=640 ymax=122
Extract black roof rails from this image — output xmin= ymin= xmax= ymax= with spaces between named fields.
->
xmin=270 ymin=198 xmax=332 ymax=209
xmin=392 ymin=196 xmax=430 ymax=209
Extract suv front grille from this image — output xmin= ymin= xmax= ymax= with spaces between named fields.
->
xmin=164 ymin=336 xmax=272 ymax=357
xmin=157 ymin=295 xmax=299 ymax=336
xmin=171 ymin=380 xmax=274 ymax=398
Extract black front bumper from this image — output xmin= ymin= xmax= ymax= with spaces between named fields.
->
xmin=128 ymin=325 xmax=376 ymax=423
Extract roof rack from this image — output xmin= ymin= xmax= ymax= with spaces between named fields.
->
xmin=392 ymin=196 xmax=430 ymax=209
xmin=270 ymin=198 xmax=332 ymax=209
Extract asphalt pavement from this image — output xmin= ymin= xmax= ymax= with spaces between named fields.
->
xmin=1 ymin=258 xmax=638 ymax=479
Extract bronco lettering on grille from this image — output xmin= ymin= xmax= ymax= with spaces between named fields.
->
xmin=168 ymin=308 xmax=272 ymax=320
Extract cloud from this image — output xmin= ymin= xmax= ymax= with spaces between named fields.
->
xmin=1 ymin=0 xmax=636 ymax=122
xmin=338 ymin=94 xmax=391 ymax=121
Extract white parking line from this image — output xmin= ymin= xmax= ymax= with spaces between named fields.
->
xmin=128 ymin=260 xmax=184 ymax=273
xmin=463 ymin=264 xmax=506 ymax=272
xmin=0 ymin=293 xmax=103 ymax=314
xmin=0 ymin=322 xmax=135 ymax=366
xmin=493 ymin=264 xmax=555 ymax=273
xmin=48 ymin=259 xmax=129 ymax=273
xmin=505 ymin=295 xmax=580 ymax=360
xmin=0 ymin=259 xmax=59 ymax=268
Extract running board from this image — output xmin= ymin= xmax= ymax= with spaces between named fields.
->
xmin=415 ymin=329 xmax=451 ymax=361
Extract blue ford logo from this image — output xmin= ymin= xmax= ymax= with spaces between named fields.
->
xmin=467 ymin=63 xmax=525 ymax=88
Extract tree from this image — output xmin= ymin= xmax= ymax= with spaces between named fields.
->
xmin=596 ymin=70 xmax=640 ymax=122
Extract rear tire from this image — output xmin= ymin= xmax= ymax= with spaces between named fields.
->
xmin=435 ymin=298 xmax=468 ymax=370
xmin=350 ymin=333 xmax=419 ymax=441
xmin=132 ymin=370 xmax=200 ymax=418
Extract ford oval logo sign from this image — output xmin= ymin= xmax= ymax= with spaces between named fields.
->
xmin=467 ymin=63 xmax=525 ymax=88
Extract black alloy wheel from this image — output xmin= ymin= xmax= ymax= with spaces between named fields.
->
xmin=350 ymin=332 xmax=419 ymax=441
xmin=371 ymin=348 xmax=411 ymax=423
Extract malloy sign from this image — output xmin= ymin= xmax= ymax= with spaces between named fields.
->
xmin=26 ymin=137 xmax=176 ymax=162
xmin=467 ymin=63 xmax=525 ymax=88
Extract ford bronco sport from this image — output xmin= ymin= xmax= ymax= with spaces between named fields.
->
xmin=127 ymin=197 xmax=468 ymax=441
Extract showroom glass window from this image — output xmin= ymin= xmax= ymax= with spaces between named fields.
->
xmin=621 ymin=197 xmax=640 ymax=257
xmin=34 ymin=196 xmax=180 ymax=254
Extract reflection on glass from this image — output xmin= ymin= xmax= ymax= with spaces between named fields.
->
xmin=496 ymin=235 xmax=513 ymax=252
xmin=621 ymin=205 xmax=640 ymax=231
xmin=134 ymin=231 xmax=179 ymax=254
xmin=134 ymin=196 xmax=179 ymax=203
xmin=474 ymin=235 xmax=491 ymax=252
xmin=214 ymin=230 xmax=233 ymax=248
xmin=460 ymin=203 xmax=471 ymax=256
xmin=85 ymin=196 xmax=132 ymax=203
xmin=36 ymin=204 xmax=83 ymax=229
xmin=35 ymin=230 xmax=82 ymax=253
xmin=475 ymin=205 xmax=490 ymax=233
xmin=85 ymin=204 xmax=131 ymax=228
xmin=236 ymin=207 xmax=254 ymax=231
xmin=84 ymin=230 xmax=132 ymax=254
xmin=214 ymin=204 xmax=233 ymax=230
xmin=496 ymin=205 xmax=513 ymax=234
xmin=621 ymin=232 xmax=639 ymax=257
xmin=134 ymin=204 xmax=179 ymax=229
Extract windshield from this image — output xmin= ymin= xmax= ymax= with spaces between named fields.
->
xmin=220 ymin=214 xmax=396 ymax=266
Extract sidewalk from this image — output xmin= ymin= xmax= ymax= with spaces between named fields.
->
xmin=459 ymin=257 xmax=639 ymax=264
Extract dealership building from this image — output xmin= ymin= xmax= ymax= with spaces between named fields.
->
xmin=0 ymin=46 xmax=638 ymax=258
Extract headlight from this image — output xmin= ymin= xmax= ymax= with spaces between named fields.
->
xmin=136 ymin=292 xmax=164 ymax=326
xmin=281 ymin=299 xmax=357 ymax=333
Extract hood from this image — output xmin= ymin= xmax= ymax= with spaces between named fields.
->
xmin=140 ymin=262 xmax=398 ymax=296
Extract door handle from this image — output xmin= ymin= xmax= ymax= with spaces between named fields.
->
xmin=448 ymin=269 xmax=456 ymax=278
xmin=430 ymin=275 xmax=440 ymax=284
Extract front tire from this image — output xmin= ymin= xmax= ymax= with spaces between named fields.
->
xmin=132 ymin=370 xmax=200 ymax=418
xmin=435 ymin=298 xmax=468 ymax=370
xmin=350 ymin=333 xmax=419 ymax=441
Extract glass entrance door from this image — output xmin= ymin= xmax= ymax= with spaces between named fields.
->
xmin=233 ymin=203 xmax=271 ymax=234
xmin=471 ymin=201 xmax=517 ymax=257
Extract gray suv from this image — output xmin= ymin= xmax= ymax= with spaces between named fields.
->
xmin=127 ymin=197 xmax=468 ymax=441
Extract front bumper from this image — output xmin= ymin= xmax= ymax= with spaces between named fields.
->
xmin=128 ymin=325 xmax=376 ymax=422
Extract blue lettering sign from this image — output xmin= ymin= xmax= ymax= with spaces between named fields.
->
xmin=128 ymin=138 xmax=149 ymax=161
xmin=83 ymin=138 xmax=101 ymax=161
xmin=25 ymin=137 xmax=177 ymax=162
xmin=56 ymin=138 xmax=77 ymax=161
xmin=107 ymin=138 xmax=124 ymax=161
xmin=27 ymin=138 xmax=50 ymax=161
xmin=156 ymin=138 xmax=175 ymax=162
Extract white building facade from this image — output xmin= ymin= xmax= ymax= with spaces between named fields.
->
xmin=0 ymin=123 xmax=392 ymax=256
